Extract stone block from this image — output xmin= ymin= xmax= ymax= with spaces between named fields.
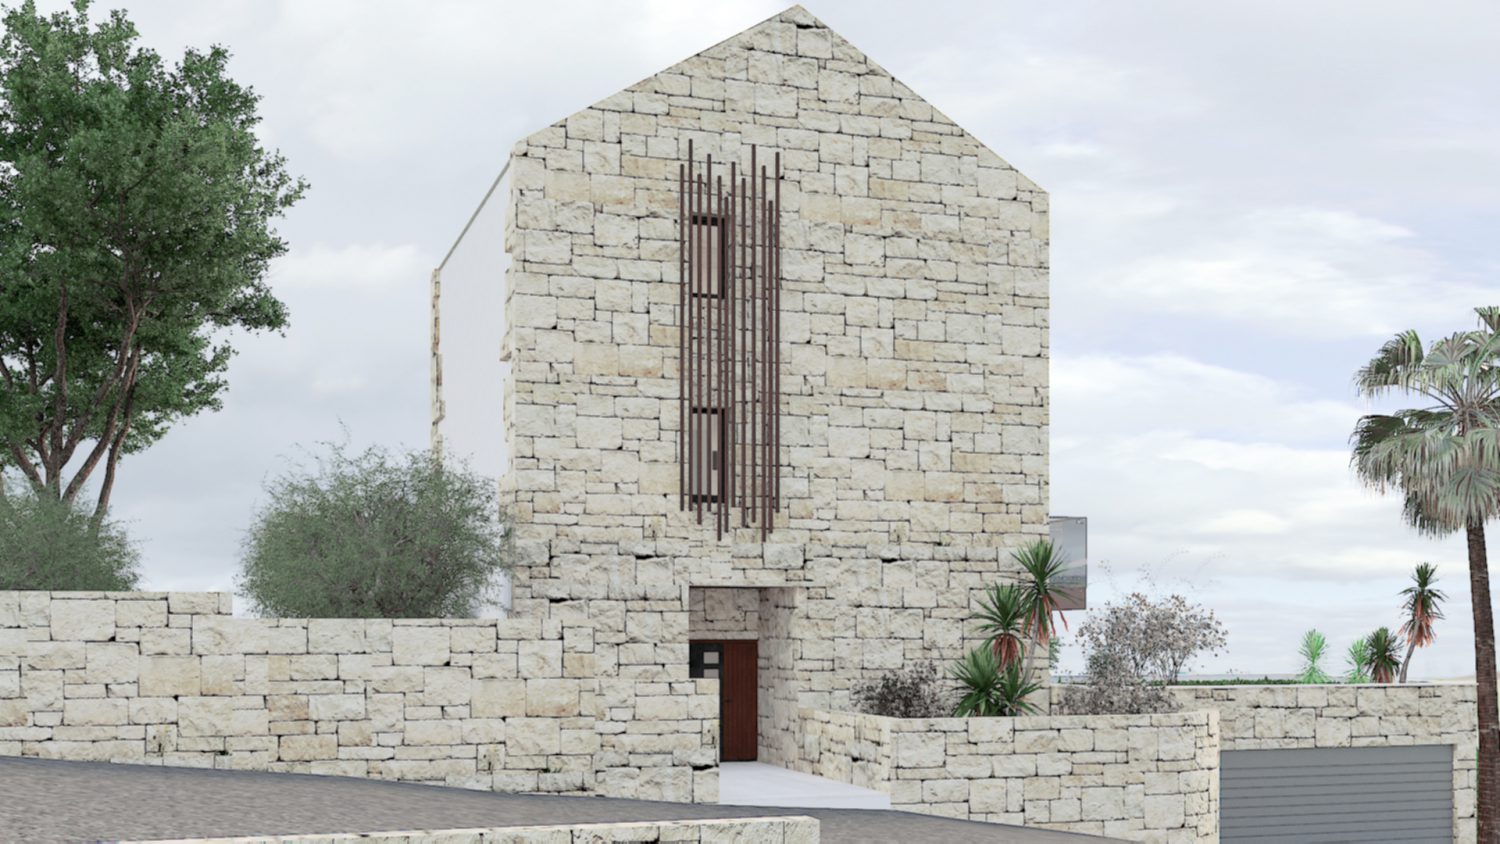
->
xmin=279 ymin=734 xmax=337 ymax=762
xmin=507 ymin=718 xmax=562 ymax=756
xmin=84 ymin=642 xmax=137 ymax=684
xmin=139 ymin=656 xmax=200 ymax=698
xmin=116 ymin=600 xmax=167 ymax=629
xmin=473 ymin=679 xmax=527 ymax=718
xmin=50 ymin=600 xmax=114 ymax=641
xmin=391 ymin=627 xmax=450 ymax=666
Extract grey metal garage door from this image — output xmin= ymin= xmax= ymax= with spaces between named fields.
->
xmin=1221 ymin=745 xmax=1453 ymax=843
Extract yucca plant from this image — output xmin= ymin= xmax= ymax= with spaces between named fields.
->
xmin=1013 ymin=539 xmax=1072 ymax=678
xmin=1398 ymin=563 xmax=1447 ymax=683
xmin=1352 ymin=306 xmax=1500 ymax=836
xmin=1366 ymin=627 xmax=1404 ymax=684
xmin=971 ymin=582 xmax=1030 ymax=669
xmin=952 ymin=646 xmax=1041 ymax=717
xmin=1345 ymin=636 xmax=1371 ymax=684
xmin=1296 ymin=629 xmax=1332 ymax=684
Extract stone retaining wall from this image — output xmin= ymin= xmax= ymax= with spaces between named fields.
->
xmin=792 ymin=707 xmax=1219 ymax=842
xmin=129 ymin=816 xmax=821 ymax=844
xmin=0 ymin=592 xmax=718 ymax=802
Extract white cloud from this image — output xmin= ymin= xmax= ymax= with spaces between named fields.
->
xmin=1097 ymin=206 xmax=1489 ymax=338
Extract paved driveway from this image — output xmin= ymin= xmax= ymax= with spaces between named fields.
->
xmin=0 ymin=757 xmax=1117 ymax=843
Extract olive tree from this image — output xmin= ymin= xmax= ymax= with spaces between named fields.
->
xmin=0 ymin=481 xmax=139 ymax=589
xmin=237 ymin=442 xmax=510 ymax=618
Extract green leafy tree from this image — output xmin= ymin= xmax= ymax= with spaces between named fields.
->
xmin=1352 ymin=306 xmax=1500 ymax=837
xmin=0 ymin=481 xmax=138 ymax=589
xmin=237 ymin=442 xmax=511 ymax=618
xmin=1296 ymin=629 xmax=1332 ymax=684
xmin=0 ymin=1 xmax=304 ymax=518
xmin=951 ymin=646 xmax=1041 ymax=717
xmin=1398 ymin=563 xmax=1446 ymax=683
xmin=1365 ymin=627 xmax=1404 ymax=684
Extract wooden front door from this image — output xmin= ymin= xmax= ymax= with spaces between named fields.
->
xmin=689 ymin=639 xmax=758 ymax=761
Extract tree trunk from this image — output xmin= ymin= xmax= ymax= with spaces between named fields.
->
xmin=1399 ymin=635 xmax=1417 ymax=683
xmin=1467 ymin=519 xmax=1498 ymax=841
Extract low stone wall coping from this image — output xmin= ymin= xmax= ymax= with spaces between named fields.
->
xmin=124 ymin=815 xmax=822 ymax=843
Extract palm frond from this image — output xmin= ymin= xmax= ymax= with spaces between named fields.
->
xmin=1296 ymin=629 xmax=1332 ymax=684
xmin=1476 ymin=305 xmax=1500 ymax=334
xmin=1399 ymin=563 xmax=1446 ymax=648
xmin=1012 ymin=539 xmax=1070 ymax=646
xmin=1366 ymin=627 xmax=1404 ymax=683
xmin=1345 ymin=636 xmax=1371 ymax=684
xmin=951 ymin=647 xmax=1041 ymax=717
xmin=970 ymin=582 xmax=1030 ymax=668
xmin=1355 ymin=330 xmax=1426 ymax=396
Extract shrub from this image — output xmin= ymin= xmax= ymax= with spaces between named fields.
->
xmin=1056 ymin=592 xmax=1226 ymax=715
xmin=0 ymin=485 xmax=140 ymax=590
xmin=851 ymin=661 xmax=950 ymax=718
xmin=952 ymin=646 xmax=1042 ymax=717
xmin=237 ymin=442 xmax=510 ymax=618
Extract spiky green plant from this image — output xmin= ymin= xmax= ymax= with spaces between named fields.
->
xmin=971 ymin=582 xmax=1030 ymax=669
xmin=1351 ymin=306 xmax=1500 ymax=836
xmin=1345 ymin=636 xmax=1371 ymax=684
xmin=1296 ymin=629 xmax=1332 ymax=684
xmin=1398 ymin=563 xmax=1447 ymax=683
xmin=1012 ymin=539 xmax=1072 ymax=684
xmin=951 ymin=646 xmax=1041 ymax=717
xmin=1366 ymin=626 xmax=1404 ymax=684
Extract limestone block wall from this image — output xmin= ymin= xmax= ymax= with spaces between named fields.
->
xmin=689 ymin=587 xmax=759 ymax=640
xmin=499 ymin=4 xmax=1050 ymax=764
xmin=0 ymin=592 xmax=717 ymax=803
xmin=792 ymin=707 xmax=1219 ymax=842
xmin=1167 ymin=683 xmax=1477 ymax=842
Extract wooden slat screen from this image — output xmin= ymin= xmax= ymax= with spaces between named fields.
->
xmin=679 ymin=142 xmax=781 ymax=539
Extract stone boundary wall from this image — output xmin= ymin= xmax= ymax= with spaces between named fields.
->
xmin=1162 ymin=683 xmax=1477 ymax=843
xmin=0 ymin=592 xmax=718 ymax=802
xmin=128 ymin=816 xmax=821 ymax=844
xmin=791 ymin=707 xmax=1219 ymax=842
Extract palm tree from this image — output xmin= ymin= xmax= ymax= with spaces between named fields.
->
xmin=1013 ymin=539 xmax=1071 ymax=679
xmin=970 ymin=582 xmax=1029 ymax=669
xmin=1344 ymin=635 xmax=1371 ymax=684
xmin=1366 ymin=627 xmax=1404 ymax=684
xmin=1296 ymin=629 xmax=1332 ymax=684
xmin=1398 ymin=563 xmax=1447 ymax=683
xmin=1352 ymin=306 xmax=1500 ymax=838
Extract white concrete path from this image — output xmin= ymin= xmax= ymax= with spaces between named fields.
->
xmin=718 ymin=762 xmax=892 ymax=810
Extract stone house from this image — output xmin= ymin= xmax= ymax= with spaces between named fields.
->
xmin=433 ymin=3 xmax=1050 ymax=797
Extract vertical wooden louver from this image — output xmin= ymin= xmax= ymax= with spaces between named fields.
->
xmin=679 ymin=142 xmax=781 ymax=539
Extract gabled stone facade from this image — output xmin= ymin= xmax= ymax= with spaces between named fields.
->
xmin=499 ymin=4 xmax=1048 ymax=782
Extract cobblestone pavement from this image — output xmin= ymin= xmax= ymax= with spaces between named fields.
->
xmin=1 ymin=757 xmax=1117 ymax=843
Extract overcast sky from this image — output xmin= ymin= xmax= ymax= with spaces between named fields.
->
xmin=39 ymin=1 xmax=1500 ymax=680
